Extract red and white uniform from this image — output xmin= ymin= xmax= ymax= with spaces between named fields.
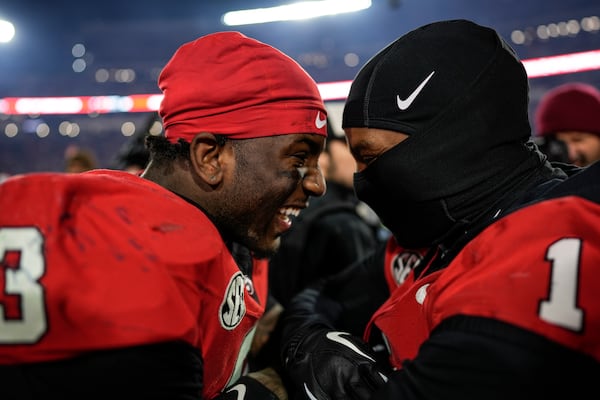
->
xmin=0 ymin=170 xmax=268 ymax=399
xmin=367 ymin=196 xmax=600 ymax=367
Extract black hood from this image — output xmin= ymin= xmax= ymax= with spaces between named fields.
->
xmin=343 ymin=19 xmax=550 ymax=248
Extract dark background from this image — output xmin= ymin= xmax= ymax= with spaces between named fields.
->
xmin=1 ymin=0 xmax=599 ymax=174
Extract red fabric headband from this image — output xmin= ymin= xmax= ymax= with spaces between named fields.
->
xmin=158 ymin=31 xmax=327 ymax=142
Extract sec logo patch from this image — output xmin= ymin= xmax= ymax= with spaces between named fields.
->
xmin=220 ymin=272 xmax=247 ymax=330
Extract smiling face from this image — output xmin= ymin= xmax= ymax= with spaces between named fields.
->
xmin=211 ymin=133 xmax=326 ymax=258
xmin=555 ymin=131 xmax=600 ymax=167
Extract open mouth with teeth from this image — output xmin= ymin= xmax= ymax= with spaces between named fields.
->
xmin=278 ymin=207 xmax=301 ymax=230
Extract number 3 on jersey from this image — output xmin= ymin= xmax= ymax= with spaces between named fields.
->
xmin=0 ymin=227 xmax=47 ymax=343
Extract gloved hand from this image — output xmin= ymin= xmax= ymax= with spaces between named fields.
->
xmin=220 ymin=368 xmax=287 ymax=400
xmin=282 ymin=329 xmax=388 ymax=400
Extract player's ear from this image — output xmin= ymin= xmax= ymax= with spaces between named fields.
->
xmin=189 ymin=133 xmax=226 ymax=186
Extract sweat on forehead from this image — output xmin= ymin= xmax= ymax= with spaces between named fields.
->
xmin=158 ymin=31 xmax=328 ymax=142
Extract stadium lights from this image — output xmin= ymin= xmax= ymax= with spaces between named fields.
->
xmin=0 ymin=19 xmax=16 ymax=43
xmin=222 ymin=0 xmax=372 ymax=26
xmin=1 ymin=49 xmax=599 ymax=116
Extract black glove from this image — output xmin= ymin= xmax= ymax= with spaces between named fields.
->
xmin=217 ymin=374 xmax=282 ymax=400
xmin=282 ymin=329 xmax=388 ymax=400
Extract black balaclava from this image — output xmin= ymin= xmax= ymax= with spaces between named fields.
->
xmin=343 ymin=19 xmax=545 ymax=249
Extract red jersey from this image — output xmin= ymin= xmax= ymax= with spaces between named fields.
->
xmin=0 ymin=170 xmax=268 ymax=399
xmin=367 ymin=196 xmax=600 ymax=368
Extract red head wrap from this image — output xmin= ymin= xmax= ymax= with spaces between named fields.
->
xmin=158 ymin=31 xmax=327 ymax=142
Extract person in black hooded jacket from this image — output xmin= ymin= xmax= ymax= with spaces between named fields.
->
xmin=278 ymin=19 xmax=600 ymax=400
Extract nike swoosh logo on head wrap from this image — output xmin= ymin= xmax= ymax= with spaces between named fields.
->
xmin=227 ymin=383 xmax=247 ymax=400
xmin=315 ymin=112 xmax=327 ymax=129
xmin=326 ymin=331 xmax=375 ymax=361
xmin=396 ymin=71 xmax=435 ymax=110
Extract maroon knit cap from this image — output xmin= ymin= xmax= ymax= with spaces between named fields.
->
xmin=535 ymin=82 xmax=600 ymax=137
xmin=158 ymin=31 xmax=327 ymax=142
